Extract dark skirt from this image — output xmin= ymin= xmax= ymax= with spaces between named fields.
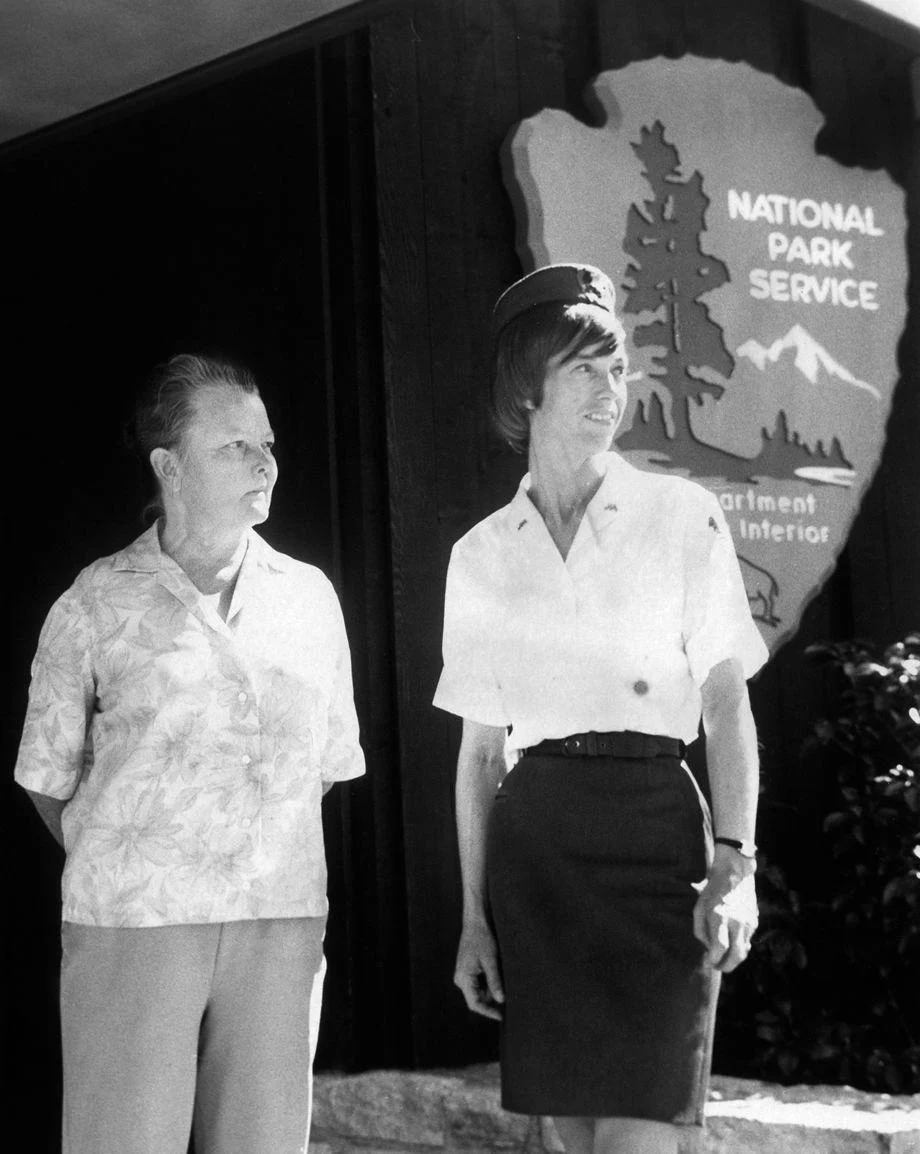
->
xmin=486 ymin=750 xmax=719 ymax=1123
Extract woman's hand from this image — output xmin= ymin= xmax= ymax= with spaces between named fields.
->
xmin=692 ymin=848 xmax=758 ymax=972
xmin=697 ymin=658 xmax=760 ymax=972
xmin=454 ymin=919 xmax=505 ymax=1020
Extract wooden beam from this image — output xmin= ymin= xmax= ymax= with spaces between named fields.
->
xmin=804 ymin=0 xmax=920 ymax=50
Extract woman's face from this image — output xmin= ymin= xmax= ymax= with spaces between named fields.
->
xmin=530 ymin=341 xmax=629 ymax=455
xmin=171 ymin=385 xmax=277 ymax=535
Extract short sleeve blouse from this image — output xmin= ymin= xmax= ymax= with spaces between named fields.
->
xmin=14 ymin=525 xmax=365 ymax=927
xmin=433 ymin=452 xmax=767 ymax=748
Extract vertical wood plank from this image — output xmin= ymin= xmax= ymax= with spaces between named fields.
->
xmin=371 ymin=0 xmax=576 ymax=1065
xmin=313 ymin=30 xmax=415 ymax=1071
xmin=885 ymin=64 xmax=920 ymax=637
xmin=803 ymin=3 xmax=918 ymax=643
xmin=340 ymin=30 xmax=416 ymax=1069
xmin=371 ymin=4 xmax=469 ymax=1066
xmin=597 ymin=0 xmax=689 ymax=67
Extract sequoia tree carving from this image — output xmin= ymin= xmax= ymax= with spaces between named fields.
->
xmin=619 ymin=120 xmax=852 ymax=485
xmin=622 ymin=119 xmax=733 ymax=444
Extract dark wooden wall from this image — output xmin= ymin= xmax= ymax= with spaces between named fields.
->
xmin=369 ymin=0 xmax=920 ymax=1067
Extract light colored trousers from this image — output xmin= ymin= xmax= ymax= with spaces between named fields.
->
xmin=61 ymin=917 xmax=327 ymax=1154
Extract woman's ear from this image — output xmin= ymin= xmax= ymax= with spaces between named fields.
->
xmin=150 ymin=447 xmax=181 ymax=493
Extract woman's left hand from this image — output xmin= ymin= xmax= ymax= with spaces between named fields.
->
xmin=692 ymin=848 xmax=758 ymax=972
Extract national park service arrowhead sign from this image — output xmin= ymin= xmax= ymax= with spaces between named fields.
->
xmin=505 ymin=57 xmax=907 ymax=654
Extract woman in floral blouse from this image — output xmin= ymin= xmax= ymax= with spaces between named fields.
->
xmin=15 ymin=354 xmax=365 ymax=1154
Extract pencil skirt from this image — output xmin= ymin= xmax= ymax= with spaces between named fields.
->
xmin=486 ymin=751 xmax=719 ymax=1123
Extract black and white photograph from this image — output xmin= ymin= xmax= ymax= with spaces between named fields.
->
xmin=2 ymin=3 xmax=918 ymax=1153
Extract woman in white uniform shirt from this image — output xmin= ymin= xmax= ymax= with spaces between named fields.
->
xmin=434 ymin=265 xmax=766 ymax=1154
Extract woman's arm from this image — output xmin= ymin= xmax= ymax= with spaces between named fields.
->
xmin=693 ymin=656 xmax=759 ymax=973
xmin=23 ymin=789 xmax=66 ymax=848
xmin=454 ymin=718 xmax=508 ymax=1020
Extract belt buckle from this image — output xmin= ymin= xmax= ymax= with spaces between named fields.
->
xmin=563 ymin=735 xmax=583 ymax=756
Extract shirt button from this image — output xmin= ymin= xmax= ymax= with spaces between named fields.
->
xmin=633 ymin=679 xmax=650 ymax=696
xmin=241 ymin=817 xmax=252 ymax=828
xmin=242 ymin=755 xmax=252 ymax=766
xmin=237 ymin=692 xmax=247 ymax=703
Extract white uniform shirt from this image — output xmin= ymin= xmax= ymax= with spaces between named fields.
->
xmin=15 ymin=524 xmax=365 ymax=927
xmin=434 ymin=452 xmax=767 ymax=749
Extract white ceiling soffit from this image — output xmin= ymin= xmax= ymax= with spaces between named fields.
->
xmin=0 ymin=0 xmax=361 ymax=146
xmin=1 ymin=1 xmax=917 ymax=149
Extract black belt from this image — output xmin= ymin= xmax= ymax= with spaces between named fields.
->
xmin=523 ymin=731 xmax=685 ymax=759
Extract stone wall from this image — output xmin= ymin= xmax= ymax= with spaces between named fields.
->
xmin=310 ymin=1065 xmax=920 ymax=1154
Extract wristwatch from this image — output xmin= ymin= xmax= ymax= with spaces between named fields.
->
xmin=714 ymin=836 xmax=757 ymax=859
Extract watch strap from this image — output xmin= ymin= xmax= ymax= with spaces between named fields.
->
xmin=714 ymin=836 xmax=757 ymax=858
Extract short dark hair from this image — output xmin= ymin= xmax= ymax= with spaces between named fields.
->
xmin=492 ymin=302 xmax=627 ymax=453
xmin=129 ymin=353 xmax=260 ymax=520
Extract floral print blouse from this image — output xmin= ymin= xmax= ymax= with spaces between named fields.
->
xmin=15 ymin=524 xmax=365 ymax=927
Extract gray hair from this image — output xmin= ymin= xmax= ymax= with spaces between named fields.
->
xmin=130 ymin=353 xmax=260 ymax=521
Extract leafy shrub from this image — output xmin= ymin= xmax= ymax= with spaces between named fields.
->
xmin=716 ymin=633 xmax=920 ymax=1092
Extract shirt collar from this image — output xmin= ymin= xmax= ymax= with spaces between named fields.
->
xmin=242 ymin=529 xmax=295 ymax=574
xmin=224 ymin=530 xmax=287 ymax=623
xmin=113 ymin=523 xmax=296 ymax=636
xmin=504 ymin=451 xmax=636 ymax=537
xmin=110 ymin=522 xmax=168 ymax=573
xmin=111 ymin=522 xmax=292 ymax=575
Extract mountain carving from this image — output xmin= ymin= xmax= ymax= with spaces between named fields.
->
xmin=737 ymin=325 xmax=880 ymax=400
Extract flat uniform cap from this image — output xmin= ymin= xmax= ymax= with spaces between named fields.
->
xmin=492 ymin=263 xmax=617 ymax=335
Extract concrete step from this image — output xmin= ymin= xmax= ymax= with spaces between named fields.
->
xmin=310 ymin=1064 xmax=920 ymax=1154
